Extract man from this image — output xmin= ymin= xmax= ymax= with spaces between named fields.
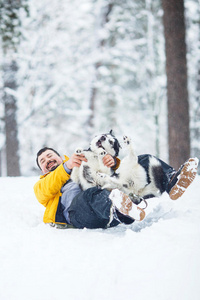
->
xmin=34 ymin=147 xmax=198 ymax=229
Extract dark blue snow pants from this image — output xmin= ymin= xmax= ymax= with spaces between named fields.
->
xmin=68 ymin=187 xmax=120 ymax=229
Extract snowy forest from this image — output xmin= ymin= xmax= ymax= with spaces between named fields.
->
xmin=0 ymin=0 xmax=200 ymax=176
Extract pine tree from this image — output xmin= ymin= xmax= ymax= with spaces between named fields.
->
xmin=15 ymin=0 xmax=167 ymax=174
xmin=0 ymin=0 xmax=28 ymax=176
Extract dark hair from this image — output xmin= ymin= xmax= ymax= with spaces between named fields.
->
xmin=36 ymin=147 xmax=61 ymax=169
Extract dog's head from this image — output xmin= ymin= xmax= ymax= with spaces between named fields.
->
xmin=90 ymin=130 xmax=121 ymax=157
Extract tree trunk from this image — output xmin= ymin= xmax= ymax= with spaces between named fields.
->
xmin=191 ymin=5 xmax=200 ymax=172
xmin=162 ymin=0 xmax=190 ymax=170
xmin=3 ymin=60 xmax=21 ymax=176
xmin=87 ymin=3 xmax=114 ymax=136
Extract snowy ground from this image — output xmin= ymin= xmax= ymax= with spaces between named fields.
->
xmin=0 ymin=175 xmax=200 ymax=300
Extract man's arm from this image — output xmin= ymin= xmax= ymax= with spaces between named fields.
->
xmin=34 ymin=162 xmax=70 ymax=206
xmin=65 ymin=153 xmax=87 ymax=170
xmin=34 ymin=153 xmax=87 ymax=206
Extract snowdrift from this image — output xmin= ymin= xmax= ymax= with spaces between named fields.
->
xmin=0 ymin=175 xmax=200 ymax=300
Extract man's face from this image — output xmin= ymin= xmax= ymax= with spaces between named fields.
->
xmin=38 ymin=150 xmax=63 ymax=174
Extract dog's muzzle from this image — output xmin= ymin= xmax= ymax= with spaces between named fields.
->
xmin=96 ymin=136 xmax=106 ymax=148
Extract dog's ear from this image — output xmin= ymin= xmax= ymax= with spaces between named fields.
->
xmin=110 ymin=129 xmax=114 ymax=136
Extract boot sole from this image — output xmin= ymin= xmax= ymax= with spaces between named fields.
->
xmin=169 ymin=158 xmax=198 ymax=200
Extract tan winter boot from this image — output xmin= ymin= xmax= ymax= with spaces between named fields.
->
xmin=169 ymin=158 xmax=199 ymax=200
xmin=109 ymin=189 xmax=146 ymax=222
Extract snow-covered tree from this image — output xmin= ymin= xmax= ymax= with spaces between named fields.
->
xmin=0 ymin=0 xmax=28 ymax=176
xmin=16 ymin=0 xmax=167 ymax=174
xmin=1 ymin=0 xmax=198 ymax=175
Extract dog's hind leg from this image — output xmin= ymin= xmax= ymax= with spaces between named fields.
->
xmin=123 ymin=136 xmax=138 ymax=165
xmin=96 ymin=172 xmax=122 ymax=190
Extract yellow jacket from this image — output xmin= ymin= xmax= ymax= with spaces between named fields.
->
xmin=34 ymin=156 xmax=120 ymax=225
xmin=34 ymin=156 xmax=70 ymax=224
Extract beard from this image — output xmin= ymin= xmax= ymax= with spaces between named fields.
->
xmin=49 ymin=165 xmax=59 ymax=172
xmin=46 ymin=160 xmax=59 ymax=172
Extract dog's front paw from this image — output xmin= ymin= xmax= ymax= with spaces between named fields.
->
xmin=123 ymin=136 xmax=131 ymax=145
xmin=100 ymin=150 xmax=107 ymax=157
xmin=75 ymin=148 xmax=83 ymax=155
xmin=97 ymin=148 xmax=107 ymax=157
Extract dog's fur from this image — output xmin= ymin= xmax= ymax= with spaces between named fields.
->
xmin=97 ymin=136 xmax=167 ymax=202
xmin=70 ymin=130 xmax=121 ymax=190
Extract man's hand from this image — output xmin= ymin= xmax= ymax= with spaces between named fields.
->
xmin=102 ymin=154 xmax=115 ymax=168
xmin=65 ymin=153 xmax=87 ymax=170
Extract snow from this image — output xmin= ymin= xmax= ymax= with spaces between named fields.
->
xmin=0 ymin=175 xmax=200 ymax=300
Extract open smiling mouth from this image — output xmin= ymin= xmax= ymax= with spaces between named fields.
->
xmin=96 ymin=136 xmax=106 ymax=149
xmin=47 ymin=160 xmax=57 ymax=169
xmin=96 ymin=140 xmax=106 ymax=150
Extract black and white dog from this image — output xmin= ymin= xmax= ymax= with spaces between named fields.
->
xmin=97 ymin=136 xmax=168 ymax=203
xmin=70 ymin=130 xmax=121 ymax=190
xmin=71 ymin=131 xmax=167 ymax=202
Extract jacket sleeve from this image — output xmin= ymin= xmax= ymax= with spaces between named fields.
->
xmin=34 ymin=163 xmax=71 ymax=207
xmin=112 ymin=157 xmax=120 ymax=171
